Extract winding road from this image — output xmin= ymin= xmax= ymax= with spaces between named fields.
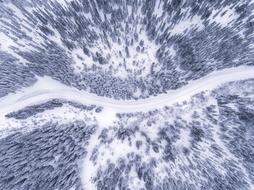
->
xmin=0 ymin=66 xmax=254 ymax=116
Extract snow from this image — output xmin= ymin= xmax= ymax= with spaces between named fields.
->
xmin=208 ymin=5 xmax=239 ymax=28
xmin=95 ymin=107 xmax=116 ymax=127
xmin=169 ymin=14 xmax=204 ymax=35
xmin=0 ymin=32 xmax=15 ymax=54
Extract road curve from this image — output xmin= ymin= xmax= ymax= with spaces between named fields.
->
xmin=0 ymin=66 xmax=254 ymax=115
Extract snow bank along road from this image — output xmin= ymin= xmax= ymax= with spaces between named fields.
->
xmin=0 ymin=66 xmax=254 ymax=115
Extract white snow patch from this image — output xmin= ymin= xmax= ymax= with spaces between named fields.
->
xmin=209 ymin=6 xmax=239 ymax=28
xmin=170 ymin=15 xmax=204 ymax=35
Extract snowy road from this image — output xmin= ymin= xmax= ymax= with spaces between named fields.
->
xmin=0 ymin=66 xmax=254 ymax=116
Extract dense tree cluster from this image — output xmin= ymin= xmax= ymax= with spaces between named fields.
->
xmin=5 ymin=99 xmax=102 ymax=119
xmin=0 ymin=121 xmax=97 ymax=190
xmin=0 ymin=0 xmax=253 ymax=99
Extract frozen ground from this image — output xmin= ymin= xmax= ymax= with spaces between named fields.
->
xmin=0 ymin=0 xmax=254 ymax=190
